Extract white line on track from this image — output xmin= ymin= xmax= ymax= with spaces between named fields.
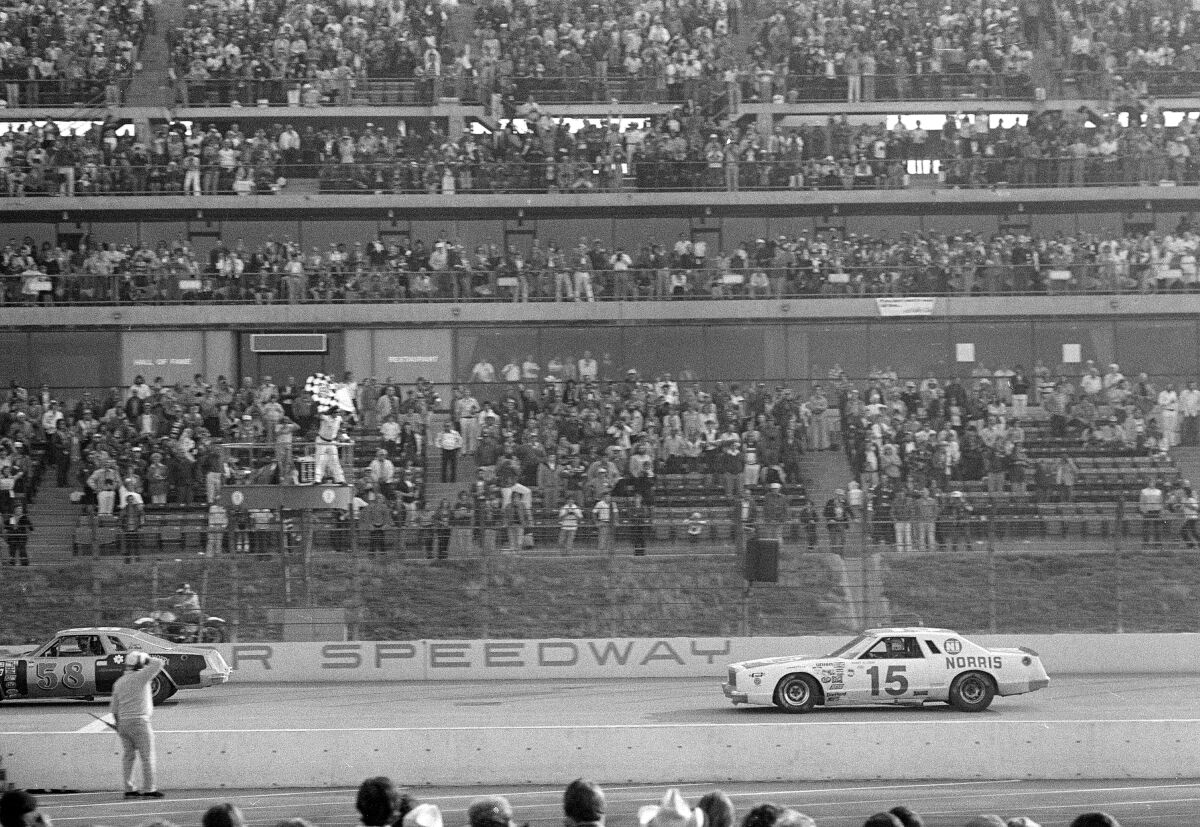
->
xmin=11 ymin=718 xmax=1198 ymax=735
xmin=74 ymin=715 xmax=115 ymax=734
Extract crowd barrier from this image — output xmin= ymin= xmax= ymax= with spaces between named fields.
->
xmin=7 ymin=719 xmax=1200 ymax=788
xmin=172 ymin=634 xmax=1200 ymax=681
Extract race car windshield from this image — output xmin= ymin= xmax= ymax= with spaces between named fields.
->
xmin=824 ymin=635 xmax=869 ymax=658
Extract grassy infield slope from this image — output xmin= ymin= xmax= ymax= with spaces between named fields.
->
xmin=0 ymin=554 xmax=848 ymax=643
xmin=3 ymin=552 xmax=1197 ymax=643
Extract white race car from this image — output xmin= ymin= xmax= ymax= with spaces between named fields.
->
xmin=722 ymin=627 xmax=1049 ymax=712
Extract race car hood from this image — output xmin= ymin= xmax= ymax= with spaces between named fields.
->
xmin=734 ymin=655 xmax=822 ymax=669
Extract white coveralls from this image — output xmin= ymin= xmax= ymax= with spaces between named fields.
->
xmin=314 ymin=413 xmax=346 ymax=484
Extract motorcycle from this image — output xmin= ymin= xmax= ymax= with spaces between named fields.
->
xmin=134 ymin=602 xmax=229 ymax=644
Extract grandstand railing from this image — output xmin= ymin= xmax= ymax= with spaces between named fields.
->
xmin=174 ymin=71 xmax=1036 ymax=107
xmin=5 ymin=263 xmax=1191 ymax=304
xmin=760 ymin=71 xmax=1035 ymax=103
xmin=177 ymin=77 xmax=437 ymax=107
xmin=0 ymin=77 xmax=131 ymax=108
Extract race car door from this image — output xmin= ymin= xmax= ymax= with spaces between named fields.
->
xmin=846 ymin=635 xmax=930 ymax=703
xmin=25 ymin=634 xmax=101 ymax=699
xmin=94 ymin=634 xmax=130 ymax=694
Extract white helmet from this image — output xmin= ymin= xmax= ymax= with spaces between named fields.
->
xmin=125 ymin=651 xmax=150 ymax=670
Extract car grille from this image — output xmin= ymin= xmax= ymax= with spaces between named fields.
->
xmin=728 ymin=667 xmax=737 ymax=686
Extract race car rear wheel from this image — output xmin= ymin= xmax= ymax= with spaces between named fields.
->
xmin=948 ymin=672 xmax=995 ymax=712
xmin=774 ymin=673 xmax=820 ymax=713
xmin=150 ymin=675 xmax=176 ymax=705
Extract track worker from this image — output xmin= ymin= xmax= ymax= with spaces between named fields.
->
xmin=111 ymin=651 xmax=166 ymax=798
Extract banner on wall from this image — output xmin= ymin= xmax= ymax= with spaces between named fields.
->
xmin=875 ymin=297 xmax=937 ymax=317
xmin=121 ymin=331 xmax=206 ymax=387
xmin=372 ymin=330 xmax=453 ymax=385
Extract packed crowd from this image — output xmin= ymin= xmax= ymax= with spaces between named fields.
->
xmin=747 ymin=0 xmax=1034 ymax=104
xmin=8 ymin=218 xmax=1200 ymax=305
xmin=12 ymin=106 xmax=1200 ymax=200
xmin=1056 ymin=0 xmax=1200 ymax=80
xmin=0 ymin=0 xmax=145 ymax=107
xmin=0 ymin=778 xmax=1128 ymax=827
xmin=465 ymin=0 xmax=733 ymax=107
xmin=168 ymin=0 xmax=451 ymax=106
xmin=821 ymin=358 xmax=1197 ymax=551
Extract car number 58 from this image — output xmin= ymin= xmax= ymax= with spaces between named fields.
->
xmin=35 ymin=661 xmax=85 ymax=691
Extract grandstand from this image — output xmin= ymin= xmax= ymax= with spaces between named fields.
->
xmin=0 ymin=0 xmax=1199 ymax=655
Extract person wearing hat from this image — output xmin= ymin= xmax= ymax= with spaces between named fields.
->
xmin=639 ymin=789 xmax=704 ymax=827
xmin=110 ymin=650 xmax=166 ymax=798
xmin=760 ymin=481 xmax=788 ymax=543
xmin=943 ymin=490 xmax=974 ymax=552
xmin=468 ymin=796 xmax=517 ymax=827
xmin=402 ymin=804 xmax=442 ymax=827
xmin=0 ymin=790 xmax=50 ymax=827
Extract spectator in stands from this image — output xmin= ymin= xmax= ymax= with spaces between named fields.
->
xmin=1139 ymin=477 xmax=1166 ymax=547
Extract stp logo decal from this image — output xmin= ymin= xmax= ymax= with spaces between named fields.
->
xmin=944 ymin=639 xmax=963 ymax=654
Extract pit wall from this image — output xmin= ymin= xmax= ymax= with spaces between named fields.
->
xmin=200 ymin=634 xmax=1200 ymax=681
xmin=10 ymin=720 xmax=1200 ymax=789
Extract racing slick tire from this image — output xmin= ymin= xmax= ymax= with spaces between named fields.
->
xmin=773 ymin=673 xmax=820 ymax=713
xmin=150 ymin=674 xmax=177 ymax=705
xmin=948 ymin=671 xmax=995 ymax=712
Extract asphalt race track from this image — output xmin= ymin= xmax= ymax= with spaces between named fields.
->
xmin=6 ymin=674 xmax=1200 ymax=733
xmin=6 ymin=675 xmax=1200 ymax=826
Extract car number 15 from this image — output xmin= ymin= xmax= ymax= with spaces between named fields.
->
xmin=866 ymin=664 xmax=908 ymax=697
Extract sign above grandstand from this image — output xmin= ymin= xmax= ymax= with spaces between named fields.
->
xmin=876 ymin=297 xmax=937 ymax=317
xmin=251 ymin=333 xmax=329 ymax=354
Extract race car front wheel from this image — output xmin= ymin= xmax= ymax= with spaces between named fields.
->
xmin=948 ymin=672 xmax=995 ymax=712
xmin=774 ymin=673 xmax=820 ymax=713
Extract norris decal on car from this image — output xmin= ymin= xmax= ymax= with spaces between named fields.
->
xmin=945 ymin=655 xmax=1002 ymax=670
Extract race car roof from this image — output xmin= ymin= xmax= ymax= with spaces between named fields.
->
xmin=56 ymin=626 xmax=140 ymax=636
xmin=862 ymin=627 xmax=959 ymax=636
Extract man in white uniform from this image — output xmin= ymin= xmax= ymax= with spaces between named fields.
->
xmin=314 ymin=411 xmax=346 ymax=484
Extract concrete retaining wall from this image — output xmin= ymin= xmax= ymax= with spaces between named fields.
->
xmin=8 ymin=719 xmax=1200 ymax=789
xmin=201 ymin=634 xmax=1200 ymax=682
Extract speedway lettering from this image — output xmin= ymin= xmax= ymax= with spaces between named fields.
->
xmin=223 ymin=639 xmax=733 ymax=673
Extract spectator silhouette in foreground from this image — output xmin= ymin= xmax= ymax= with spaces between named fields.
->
xmin=357 ymin=777 xmax=401 ymax=827
xmin=564 ymin=779 xmax=606 ymax=827
xmin=0 ymin=790 xmax=50 ymax=827
xmin=1070 ymin=816 xmax=1120 ymax=827
xmin=203 ymin=804 xmax=246 ymax=827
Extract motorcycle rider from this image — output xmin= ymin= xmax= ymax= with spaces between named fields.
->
xmin=171 ymin=583 xmax=202 ymax=626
